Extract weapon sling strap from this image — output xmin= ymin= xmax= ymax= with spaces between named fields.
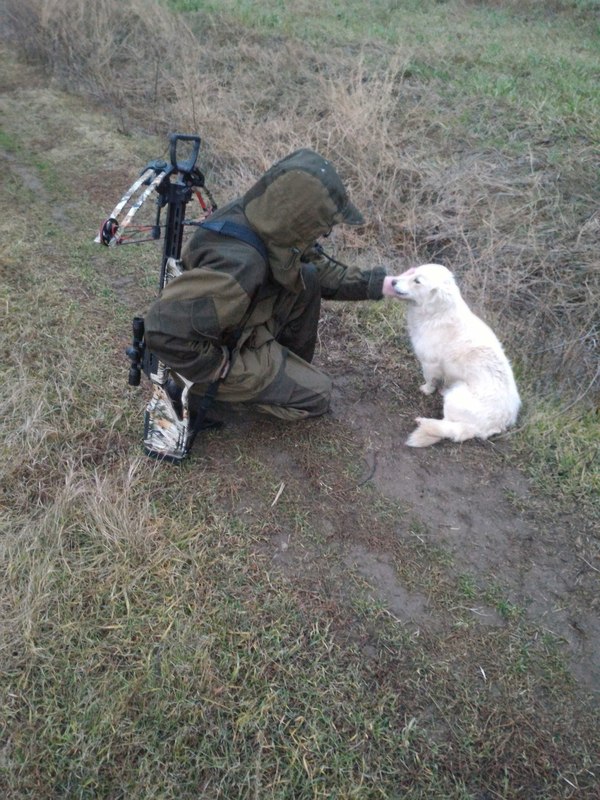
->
xmin=199 ymin=219 xmax=269 ymax=262
xmin=186 ymin=221 xmax=269 ymax=449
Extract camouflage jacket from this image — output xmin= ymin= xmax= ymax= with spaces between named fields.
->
xmin=144 ymin=149 xmax=386 ymax=381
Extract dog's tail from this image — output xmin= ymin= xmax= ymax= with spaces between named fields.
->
xmin=406 ymin=417 xmax=481 ymax=447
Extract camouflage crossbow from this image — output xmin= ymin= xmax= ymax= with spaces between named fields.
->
xmin=96 ymin=133 xmax=219 ymax=463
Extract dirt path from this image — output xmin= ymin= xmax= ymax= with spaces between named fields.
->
xmin=333 ymin=378 xmax=600 ymax=692
xmin=197 ymin=355 xmax=599 ymax=694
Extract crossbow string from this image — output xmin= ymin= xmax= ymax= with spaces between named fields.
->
xmin=95 ymin=156 xmax=217 ymax=248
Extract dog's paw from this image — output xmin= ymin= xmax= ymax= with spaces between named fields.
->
xmin=406 ymin=431 xmax=426 ymax=447
xmin=406 ymin=418 xmax=423 ymax=447
xmin=420 ymin=383 xmax=436 ymax=395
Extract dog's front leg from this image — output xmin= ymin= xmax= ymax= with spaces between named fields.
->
xmin=419 ymin=360 xmax=441 ymax=395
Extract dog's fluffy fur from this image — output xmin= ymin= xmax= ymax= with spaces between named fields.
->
xmin=392 ymin=263 xmax=521 ymax=447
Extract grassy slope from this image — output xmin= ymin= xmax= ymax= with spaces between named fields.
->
xmin=1 ymin=2 xmax=600 ymax=797
xmin=162 ymin=0 xmax=600 ymax=510
xmin=172 ymin=0 xmax=599 ymax=123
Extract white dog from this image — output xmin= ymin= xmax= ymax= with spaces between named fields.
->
xmin=391 ymin=264 xmax=521 ymax=447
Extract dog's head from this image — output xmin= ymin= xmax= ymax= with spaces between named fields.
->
xmin=391 ymin=263 xmax=458 ymax=307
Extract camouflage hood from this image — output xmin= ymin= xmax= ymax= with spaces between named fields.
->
xmin=242 ymin=149 xmax=364 ymax=291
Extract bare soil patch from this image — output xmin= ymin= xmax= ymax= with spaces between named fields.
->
xmin=195 ymin=340 xmax=599 ymax=695
xmin=329 ymin=368 xmax=600 ymax=692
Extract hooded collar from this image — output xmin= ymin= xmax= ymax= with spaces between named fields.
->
xmin=242 ymin=149 xmax=364 ymax=291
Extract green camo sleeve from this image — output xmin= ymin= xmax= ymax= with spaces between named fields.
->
xmin=307 ymin=247 xmax=387 ymax=301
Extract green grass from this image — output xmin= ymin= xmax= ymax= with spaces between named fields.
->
xmin=520 ymin=403 xmax=600 ymax=516
xmin=167 ymin=0 xmax=599 ymax=136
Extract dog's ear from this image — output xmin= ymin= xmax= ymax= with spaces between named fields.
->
xmin=439 ymin=269 xmax=456 ymax=287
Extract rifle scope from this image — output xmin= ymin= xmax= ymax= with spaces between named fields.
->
xmin=126 ymin=316 xmax=145 ymax=386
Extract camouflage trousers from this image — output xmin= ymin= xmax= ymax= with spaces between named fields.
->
xmin=191 ymin=265 xmax=332 ymax=421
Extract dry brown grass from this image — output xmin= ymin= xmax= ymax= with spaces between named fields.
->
xmin=5 ymin=0 xmax=597 ymax=406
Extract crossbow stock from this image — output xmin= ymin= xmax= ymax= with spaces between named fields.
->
xmin=96 ymin=133 xmax=218 ymax=463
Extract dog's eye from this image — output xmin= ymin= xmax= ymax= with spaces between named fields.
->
xmin=414 ymin=277 xmax=421 ymax=284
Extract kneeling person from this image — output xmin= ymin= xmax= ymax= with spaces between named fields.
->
xmin=144 ymin=148 xmax=400 ymax=420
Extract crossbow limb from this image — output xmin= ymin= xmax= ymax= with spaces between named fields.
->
xmin=94 ymin=163 xmax=168 ymax=246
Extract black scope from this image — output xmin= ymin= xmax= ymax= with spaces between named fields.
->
xmin=126 ymin=316 xmax=145 ymax=386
